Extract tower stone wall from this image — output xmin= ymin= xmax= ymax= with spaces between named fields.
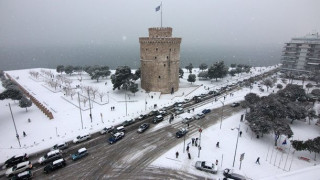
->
xmin=139 ymin=27 xmax=181 ymax=94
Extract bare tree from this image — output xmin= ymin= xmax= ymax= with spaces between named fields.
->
xmin=263 ymin=78 xmax=274 ymax=92
xmin=64 ymin=78 xmax=73 ymax=87
xmin=82 ymin=97 xmax=88 ymax=107
xmin=98 ymin=91 xmax=106 ymax=102
xmin=91 ymin=87 xmax=98 ymax=99
xmin=70 ymin=90 xmax=76 ymax=100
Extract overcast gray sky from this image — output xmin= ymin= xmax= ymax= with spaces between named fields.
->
xmin=0 ymin=0 xmax=319 ymax=49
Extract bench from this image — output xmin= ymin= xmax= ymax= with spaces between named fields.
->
xmin=298 ymin=156 xmax=310 ymax=162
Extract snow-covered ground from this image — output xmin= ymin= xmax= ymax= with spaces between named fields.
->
xmin=1 ymin=65 xmax=319 ymax=179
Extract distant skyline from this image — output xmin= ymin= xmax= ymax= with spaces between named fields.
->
xmin=0 ymin=0 xmax=319 ymax=70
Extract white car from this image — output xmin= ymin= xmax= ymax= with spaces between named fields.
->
xmin=73 ymin=133 xmax=91 ymax=143
xmin=195 ymin=161 xmax=218 ymax=174
xmin=100 ymin=126 xmax=114 ymax=135
xmin=5 ymin=161 xmax=32 ymax=177
xmin=38 ymin=150 xmax=62 ymax=165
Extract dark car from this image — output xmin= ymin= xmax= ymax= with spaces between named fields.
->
xmin=43 ymin=158 xmax=66 ymax=174
xmin=3 ymin=154 xmax=28 ymax=169
xmin=71 ymin=148 xmax=88 ymax=161
xmin=152 ymin=115 xmax=164 ymax=124
xmin=109 ymin=132 xmax=125 ymax=144
xmin=137 ymin=114 xmax=147 ymax=121
xmin=122 ymin=119 xmax=135 ymax=127
xmin=202 ymin=109 xmax=211 ymax=114
xmin=137 ymin=123 xmax=150 ymax=133
xmin=176 ymin=128 xmax=188 ymax=138
xmin=231 ymin=102 xmax=240 ymax=107
xmin=148 ymin=110 xmax=160 ymax=116
xmin=223 ymin=168 xmax=246 ymax=180
xmin=208 ymin=90 xmax=216 ymax=95
xmin=11 ymin=170 xmax=32 ymax=180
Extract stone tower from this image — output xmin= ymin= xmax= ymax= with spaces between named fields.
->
xmin=139 ymin=27 xmax=181 ymax=94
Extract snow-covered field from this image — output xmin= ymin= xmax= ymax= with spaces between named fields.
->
xmin=1 ymin=65 xmax=320 ymax=179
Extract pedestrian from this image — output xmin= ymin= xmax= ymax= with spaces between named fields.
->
xmin=113 ymin=106 xmax=115 ymax=110
xmin=186 ymin=145 xmax=190 ymax=152
xmin=216 ymin=159 xmax=218 ymax=166
xmin=195 ymin=141 xmax=198 ymax=147
xmin=89 ymin=113 xmax=92 ymax=119
xmin=256 ymin=157 xmax=260 ymax=164
xmin=239 ymin=131 xmax=242 ymax=137
xmin=111 ymin=107 xmax=112 ymax=111
xmin=192 ymin=108 xmax=194 ymax=112
xmin=188 ymin=152 xmax=191 ymax=159
xmin=187 ymin=123 xmax=190 ymax=127
xmin=224 ymin=96 xmax=226 ymax=100
xmin=192 ymin=138 xmax=195 ymax=146
xmin=216 ymin=141 xmax=220 ymax=148
xmin=28 ymin=118 xmax=31 ymax=123
xmin=176 ymin=151 xmax=179 ymax=158
xmin=23 ymin=131 xmax=27 ymax=137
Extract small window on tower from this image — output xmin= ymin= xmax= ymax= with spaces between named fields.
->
xmin=155 ymin=56 xmax=157 ymax=59
xmin=167 ymin=56 xmax=169 ymax=59
xmin=159 ymin=76 xmax=161 ymax=79
xmin=164 ymin=64 xmax=166 ymax=67
xmin=156 ymin=48 xmax=158 ymax=51
xmin=146 ymin=48 xmax=148 ymax=51
xmin=169 ymin=49 xmax=171 ymax=51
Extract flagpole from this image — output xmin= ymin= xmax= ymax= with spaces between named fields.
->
xmin=161 ymin=2 xmax=162 ymax=27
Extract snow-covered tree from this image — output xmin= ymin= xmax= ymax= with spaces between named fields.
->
xmin=111 ymin=66 xmax=133 ymax=90
xmin=98 ymin=91 xmax=106 ymax=102
xmin=64 ymin=65 xmax=74 ymax=76
xmin=207 ymin=61 xmax=228 ymax=81
xmin=199 ymin=63 xmax=208 ymax=71
xmin=19 ymin=96 xmax=32 ymax=112
xmin=187 ymin=74 xmax=196 ymax=84
xmin=185 ymin=63 xmax=193 ymax=73
xmin=129 ymin=83 xmax=139 ymax=96
xmin=56 ymin=65 xmax=64 ymax=74
xmin=198 ymin=71 xmax=208 ymax=79
xmin=263 ymin=78 xmax=273 ymax=92
xmin=179 ymin=68 xmax=184 ymax=78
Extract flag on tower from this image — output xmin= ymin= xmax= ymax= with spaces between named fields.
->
xmin=155 ymin=5 xmax=161 ymax=12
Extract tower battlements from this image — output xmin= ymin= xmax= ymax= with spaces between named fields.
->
xmin=139 ymin=37 xmax=181 ymax=44
xmin=148 ymin=27 xmax=172 ymax=38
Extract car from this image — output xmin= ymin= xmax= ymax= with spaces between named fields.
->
xmin=38 ymin=150 xmax=63 ymax=165
xmin=231 ymin=102 xmax=240 ymax=107
xmin=43 ymin=158 xmax=66 ymax=173
xmin=194 ymin=113 xmax=205 ymax=120
xmin=11 ymin=170 xmax=32 ymax=180
xmin=51 ymin=142 xmax=68 ymax=151
xmin=158 ymin=110 xmax=167 ymax=116
xmin=175 ymin=108 xmax=184 ymax=115
xmin=109 ymin=132 xmax=125 ymax=144
xmin=100 ymin=125 xmax=114 ymax=135
xmin=73 ymin=133 xmax=91 ymax=143
xmin=176 ymin=128 xmax=188 ymax=138
xmin=3 ymin=153 xmax=29 ymax=169
xmin=195 ymin=161 xmax=218 ymax=174
xmin=174 ymin=103 xmax=184 ymax=108
xmin=152 ymin=115 xmax=164 ymax=124
xmin=137 ymin=114 xmax=147 ymax=121
xmin=148 ymin=110 xmax=159 ymax=116
xmin=112 ymin=126 xmax=126 ymax=134
xmin=122 ymin=119 xmax=135 ymax=127
xmin=5 ymin=161 xmax=32 ymax=177
xmin=182 ymin=117 xmax=193 ymax=124
xmin=223 ymin=168 xmax=246 ymax=180
xmin=195 ymin=97 xmax=202 ymax=103
xmin=71 ymin=148 xmax=88 ymax=161
xmin=137 ymin=123 xmax=150 ymax=133
xmin=202 ymin=109 xmax=211 ymax=114
xmin=208 ymin=90 xmax=216 ymax=95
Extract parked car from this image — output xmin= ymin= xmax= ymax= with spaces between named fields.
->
xmin=175 ymin=108 xmax=184 ymax=115
xmin=223 ymin=168 xmax=246 ymax=180
xmin=176 ymin=128 xmax=188 ymax=138
xmin=43 ymin=158 xmax=66 ymax=174
xmin=137 ymin=114 xmax=147 ymax=121
xmin=202 ymin=109 xmax=211 ymax=114
xmin=195 ymin=161 xmax=218 ymax=174
xmin=38 ymin=150 xmax=62 ymax=165
xmin=231 ymin=102 xmax=240 ymax=107
xmin=51 ymin=142 xmax=68 ymax=151
xmin=3 ymin=153 xmax=28 ymax=169
xmin=100 ymin=126 xmax=114 ymax=135
xmin=158 ymin=110 xmax=167 ymax=116
xmin=208 ymin=90 xmax=216 ymax=95
xmin=137 ymin=123 xmax=150 ymax=133
xmin=5 ymin=161 xmax=32 ymax=177
xmin=109 ymin=132 xmax=125 ymax=144
xmin=71 ymin=148 xmax=88 ymax=161
xmin=122 ymin=119 xmax=135 ymax=127
xmin=194 ymin=113 xmax=205 ymax=120
xmin=11 ymin=170 xmax=32 ymax=180
xmin=195 ymin=97 xmax=203 ymax=103
xmin=148 ymin=110 xmax=159 ymax=116
xmin=182 ymin=117 xmax=193 ymax=124
xmin=152 ymin=115 xmax=164 ymax=124
xmin=112 ymin=126 xmax=126 ymax=134
xmin=73 ymin=133 xmax=91 ymax=143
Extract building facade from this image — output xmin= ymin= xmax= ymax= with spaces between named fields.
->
xmin=281 ymin=33 xmax=320 ymax=74
xmin=139 ymin=27 xmax=181 ymax=94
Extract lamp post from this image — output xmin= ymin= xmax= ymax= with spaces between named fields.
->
xmin=107 ymin=91 xmax=109 ymax=103
xmin=77 ymin=92 xmax=84 ymax=129
xmin=232 ymin=123 xmax=241 ymax=167
xmin=219 ymin=100 xmax=224 ymax=129
xmin=8 ymin=103 xmax=21 ymax=147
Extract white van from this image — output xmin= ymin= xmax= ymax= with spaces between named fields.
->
xmin=73 ymin=133 xmax=91 ymax=144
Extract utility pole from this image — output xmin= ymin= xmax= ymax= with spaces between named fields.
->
xmin=232 ymin=123 xmax=241 ymax=167
xmin=77 ymin=92 xmax=83 ymax=129
xmin=88 ymin=91 xmax=92 ymax=123
xmin=125 ymin=92 xmax=128 ymax=116
xmin=198 ymin=128 xmax=202 ymax=158
xmin=9 ymin=103 xmax=21 ymax=147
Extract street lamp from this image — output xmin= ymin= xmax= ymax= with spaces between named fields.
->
xmin=219 ymin=100 xmax=224 ymax=129
xmin=8 ymin=103 xmax=21 ymax=147
xmin=107 ymin=91 xmax=109 ymax=103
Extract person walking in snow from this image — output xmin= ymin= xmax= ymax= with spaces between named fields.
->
xmin=23 ymin=131 xmax=27 ymax=137
xmin=216 ymin=141 xmax=220 ymax=148
xmin=256 ymin=157 xmax=260 ymax=164
xmin=216 ymin=159 xmax=218 ymax=166
xmin=186 ymin=145 xmax=190 ymax=152
xmin=239 ymin=131 xmax=242 ymax=137
xmin=192 ymin=138 xmax=195 ymax=146
xmin=176 ymin=151 xmax=179 ymax=158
